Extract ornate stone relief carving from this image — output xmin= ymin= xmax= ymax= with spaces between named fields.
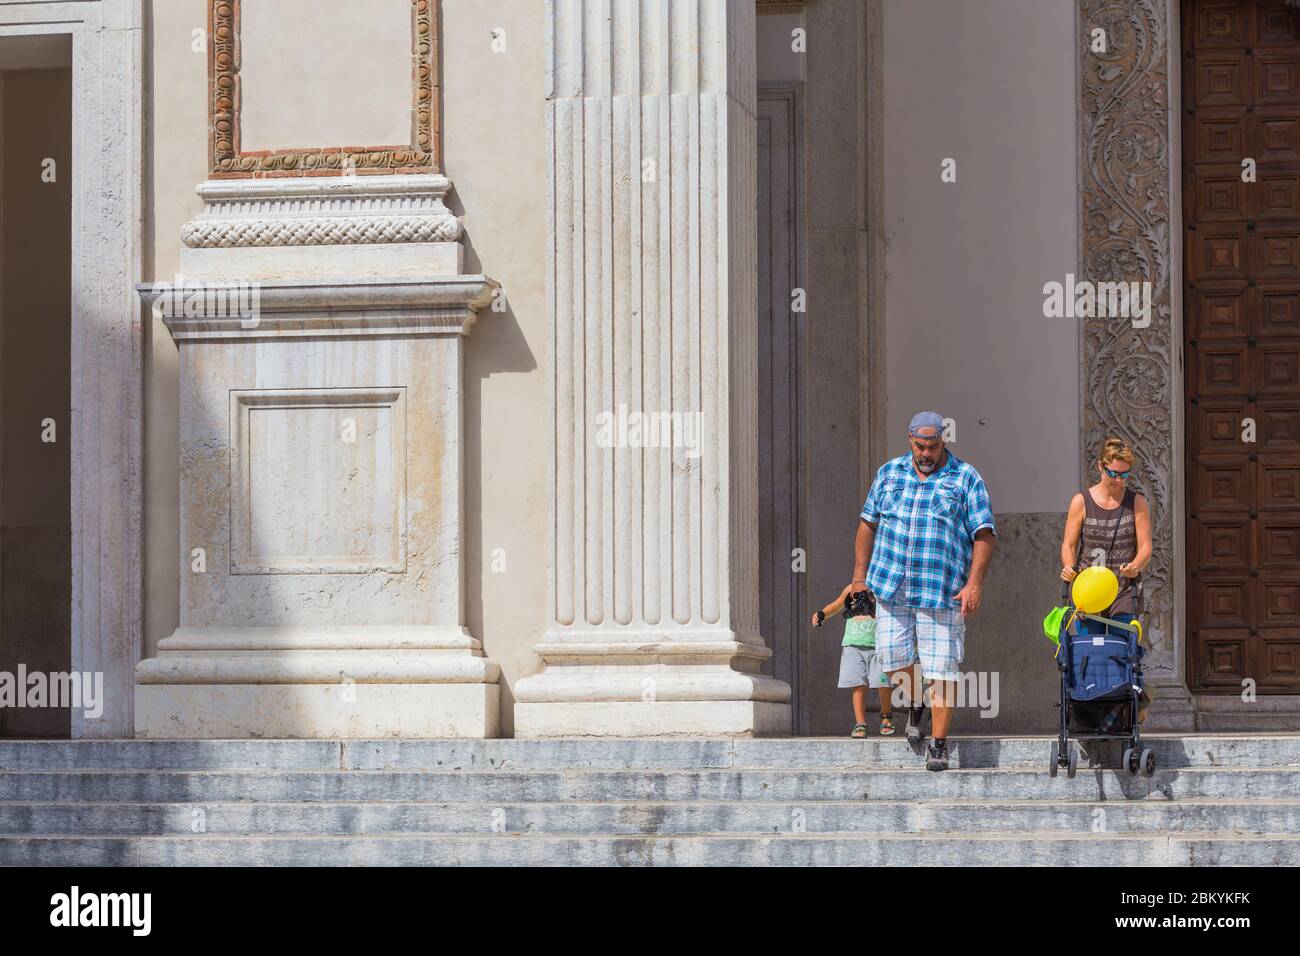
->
xmin=181 ymin=173 xmax=462 ymax=249
xmin=183 ymin=215 xmax=461 ymax=247
xmin=208 ymin=0 xmax=437 ymax=178
xmin=1077 ymin=0 xmax=1177 ymax=675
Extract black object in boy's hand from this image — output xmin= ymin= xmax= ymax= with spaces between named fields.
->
xmin=844 ymin=589 xmax=875 ymax=618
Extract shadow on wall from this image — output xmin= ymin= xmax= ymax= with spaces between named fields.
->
xmin=446 ymin=189 xmax=541 ymax=737
xmin=954 ymin=512 xmax=1067 ymax=735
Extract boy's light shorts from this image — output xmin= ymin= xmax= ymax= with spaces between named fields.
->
xmin=838 ymin=645 xmax=891 ymax=689
xmin=875 ymin=599 xmax=965 ymax=682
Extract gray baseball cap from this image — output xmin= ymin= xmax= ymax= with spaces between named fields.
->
xmin=908 ymin=411 xmax=945 ymax=437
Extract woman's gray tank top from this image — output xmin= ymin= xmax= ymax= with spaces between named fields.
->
xmin=1077 ymin=487 xmax=1137 ymax=617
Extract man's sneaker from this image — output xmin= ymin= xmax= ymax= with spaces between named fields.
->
xmin=906 ymin=703 xmax=927 ymax=749
xmin=926 ymin=739 xmax=949 ymax=772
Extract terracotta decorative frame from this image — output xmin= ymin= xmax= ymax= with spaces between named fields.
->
xmin=208 ymin=0 xmax=439 ymax=178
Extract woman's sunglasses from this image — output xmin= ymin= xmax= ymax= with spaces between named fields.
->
xmin=1102 ymin=465 xmax=1131 ymax=480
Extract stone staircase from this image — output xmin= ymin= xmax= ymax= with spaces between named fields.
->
xmin=2 ymin=735 xmax=1299 ymax=865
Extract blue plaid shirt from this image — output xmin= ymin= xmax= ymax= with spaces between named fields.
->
xmin=860 ymin=452 xmax=996 ymax=609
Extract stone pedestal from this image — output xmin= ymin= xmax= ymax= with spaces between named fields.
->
xmin=135 ymin=175 xmax=501 ymax=738
xmin=1143 ymin=679 xmax=1196 ymax=732
xmin=515 ymin=0 xmax=791 ymax=736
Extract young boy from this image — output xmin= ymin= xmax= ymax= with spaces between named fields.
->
xmin=812 ymin=584 xmax=894 ymax=737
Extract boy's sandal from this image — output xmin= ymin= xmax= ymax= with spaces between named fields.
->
xmin=879 ymin=715 xmax=896 ymax=736
xmin=850 ymin=723 xmax=869 ymax=739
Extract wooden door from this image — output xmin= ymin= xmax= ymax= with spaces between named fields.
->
xmin=757 ymin=84 xmax=808 ymax=729
xmin=1184 ymin=0 xmax=1300 ymax=692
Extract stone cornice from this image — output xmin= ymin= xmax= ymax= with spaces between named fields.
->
xmin=194 ymin=173 xmax=454 ymax=202
xmin=138 ymin=275 xmax=499 ymax=340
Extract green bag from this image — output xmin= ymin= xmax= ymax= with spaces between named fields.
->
xmin=1042 ymin=606 xmax=1069 ymax=646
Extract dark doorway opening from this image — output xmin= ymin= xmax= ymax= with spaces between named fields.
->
xmin=0 ymin=45 xmax=73 ymax=736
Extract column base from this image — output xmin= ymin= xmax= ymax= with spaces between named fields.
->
xmin=133 ymin=626 xmax=501 ymax=739
xmin=135 ymin=683 xmax=499 ymax=738
xmin=513 ymin=638 xmax=793 ymax=737
xmin=1142 ymin=679 xmax=1197 ymax=732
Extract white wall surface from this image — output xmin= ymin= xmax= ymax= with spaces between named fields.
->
xmin=883 ymin=0 xmax=1079 ymax=512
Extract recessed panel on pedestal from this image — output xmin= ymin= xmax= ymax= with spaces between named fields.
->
xmin=230 ymin=387 xmax=407 ymax=574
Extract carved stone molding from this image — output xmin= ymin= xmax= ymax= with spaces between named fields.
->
xmin=139 ymin=276 xmax=497 ymax=340
xmin=208 ymin=0 xmax=438 ymax=178
xmin=183 ymin=214 xmax=461 ymax=247
xmin=757 ymin=1 xmax=806 ymax=14
xmin=1076 ymin=0 xmax=1179 ymax=682
xmin=181 ymin=173 xmax=463 ymax=248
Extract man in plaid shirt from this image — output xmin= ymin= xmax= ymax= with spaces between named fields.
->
xmin=849 ymin=412 xmax=997 ymax=770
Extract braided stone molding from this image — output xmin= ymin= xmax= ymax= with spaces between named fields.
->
xmin=182 ymin=214 xmax=461 ymax=248
xmin=209 ymin=0 xmax=437 ymax=178
xmin=1077 ymin=0 xmax=1176 ymax=674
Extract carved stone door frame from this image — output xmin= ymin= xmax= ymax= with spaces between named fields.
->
xmin=1077 ymin=0 xmax=1196 ymax=726
xmin=0 ymin=0 xmax=145 ymax=737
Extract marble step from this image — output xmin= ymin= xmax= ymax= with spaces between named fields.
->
xmin=2 ymin=735 xmax=1299 ymax=771
xmin=3 ymin=832 xmax=1299 ymax=867
xmin=4 ymin=798 xmax=1300 ymax=837
xmin=2 ymin=767 xmax=1298 ymax=802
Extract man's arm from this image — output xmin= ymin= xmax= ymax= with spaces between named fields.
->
xmin=968 ymin=528 xmax=995 ymax=585
xmin=956 ymin=469 xmax=998 ymax=616
xmin=954 ymin=528 xmax=995 ymax=617
xmin=851 ymin=518 xmax=876 ymax=595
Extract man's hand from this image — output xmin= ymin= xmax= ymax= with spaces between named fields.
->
xmin=1119 ymin=561 xmax=1140 ymax=579
xmin=848 ymin=578 xmax=869 ymax=596
xmin=954 ymin=580 xmax=982 ymax=618
xmin=1060 ymin=565 xmax=1078 ymax=582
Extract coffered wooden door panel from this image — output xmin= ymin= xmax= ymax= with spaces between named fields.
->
xmin=1184 ymin=0 xmax=1300 ymax=692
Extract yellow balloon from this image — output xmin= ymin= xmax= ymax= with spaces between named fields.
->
xmin=1072 ymin=565 xmax=1119 ymax=613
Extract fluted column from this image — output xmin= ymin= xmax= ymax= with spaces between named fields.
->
xmin=515 ymin=0 xmax=791 ymax=736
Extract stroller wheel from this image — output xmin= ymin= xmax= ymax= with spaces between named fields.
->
xmin=1122 ymin=747 xmax=1138 ymax=775
xmin=1140 ymin=748 xmax=1156 ymax=777
xmin=1049 ymin=741 xmax=1059 ymax=777
xmin=1066 ymin=744 xmax=1079 ymax=779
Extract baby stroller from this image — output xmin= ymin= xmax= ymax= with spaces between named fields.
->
xmin=1049 ymin=575 xmax=1154 ymax=778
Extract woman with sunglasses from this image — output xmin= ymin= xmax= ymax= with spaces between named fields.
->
xmin=1059 ymin=438 xmax=1152 ymax=615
